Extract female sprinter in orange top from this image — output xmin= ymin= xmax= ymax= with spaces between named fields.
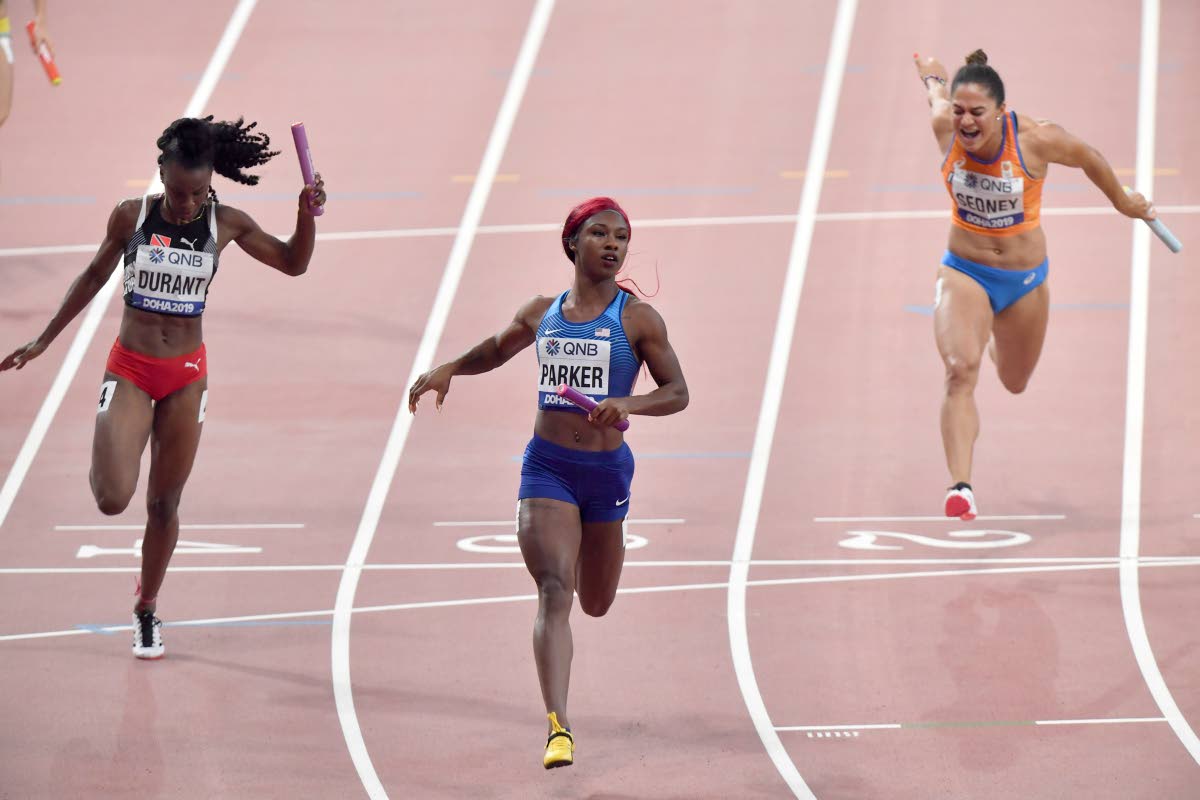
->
xmin=1 ymin=116 xmax=326 ymax=658
xmin=408 ymin=197 xmax=688 ymax=769
xmin=914 ymin=49 xmax=1157 ymax=519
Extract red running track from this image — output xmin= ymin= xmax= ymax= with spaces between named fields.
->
xmin=0 ymin=1 xmax=1197 ymax=798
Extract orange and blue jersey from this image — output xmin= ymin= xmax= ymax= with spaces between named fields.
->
xmin=941 ymin=111 xmax=1044 ymax=237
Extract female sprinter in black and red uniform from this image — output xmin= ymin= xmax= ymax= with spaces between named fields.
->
xmin=0 ymin=116 xmax=326 ymax=658
xmin=408 ymin=197 xmax=688 ymax=769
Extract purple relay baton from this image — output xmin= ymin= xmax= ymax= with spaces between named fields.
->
xmin=290 ymin=122 xmax=324 ymax=217
xmin=556 ymin=384 xmax=630 ymax=432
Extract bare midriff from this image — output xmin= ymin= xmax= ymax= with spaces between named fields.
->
xmin=947 ymin=215 xmax=1047 ymax=270
xmin=118 ymin=307 xmax=203 ymax=358
xmin=534 ymin=409 xmax=625 ymax=452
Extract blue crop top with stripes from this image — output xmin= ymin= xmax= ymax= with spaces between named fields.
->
xmin=535 ymin=290 xmax=640 ymax=413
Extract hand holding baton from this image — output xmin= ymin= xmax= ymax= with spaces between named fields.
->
xmin=1125 ymin=186 xmax=1181 ymax=253
xmin=556 ymin=384 xmax=630 ymax=432
xmin=291 ymin=123 xmax=324 ymax=216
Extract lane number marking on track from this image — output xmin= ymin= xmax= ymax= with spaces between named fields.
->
xmin=838 ymin=529 xmax=1032 ymax=551
xmin=76 ymin=539 xmax=263 ymax=559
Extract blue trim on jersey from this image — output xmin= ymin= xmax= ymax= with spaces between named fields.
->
xmin=941 ymin=250 xmax=1048 ymax=313
xmin=535 ymin=289 xmax=640 ymax=413
xmin=1011 ymin=111 xmax=1033 ymax=178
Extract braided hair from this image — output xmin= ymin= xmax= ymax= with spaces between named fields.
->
xmin=951 ymin=49 xmax=1005 ymax=105
xmin=156 ymin=116 xmax=280 ymax=204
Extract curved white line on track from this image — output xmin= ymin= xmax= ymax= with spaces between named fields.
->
xmin=8 ymin=558 xmax=1200 ymax=644
xmin=328 ymin=3 xmax=557 ymax=798
xmin=1119 ymin=0 xmax=1200 ymax=766
xmin=0 ymin=0 xmax=259 ymax=530
xmin=727 ymin=0 xmax=857 ymax=796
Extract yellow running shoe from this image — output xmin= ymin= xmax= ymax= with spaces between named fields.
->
xmin=543 ymin=712 xmax=574 ymax=769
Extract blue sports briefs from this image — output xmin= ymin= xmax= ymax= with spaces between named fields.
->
xmin=518 ymin=434 xmax=634 ymax=523
xmin=941 ymin=249 xmax=1048 ymax=313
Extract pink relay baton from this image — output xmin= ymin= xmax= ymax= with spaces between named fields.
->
xmin=290 ymin=122 xmax=324 ymax=217
xmin=556 ymin=384 xmax=630 ymax=432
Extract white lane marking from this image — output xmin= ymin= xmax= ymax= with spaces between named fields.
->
xmin=815 ymin=515 xmax=1065 ymax=522
xmin=778 ymin=724 xmax=903 ymax=731
xmin=728 ymin=2 xmax=857 ymax=797
xmin=4 ymin=555 xmax=1200 ymax=575
xmin=1119 ymin=0 xmax=1200 ymax=767
xmin=776 ymin=717 xmax=1168 ymax=732
xmin=1035 ymin=717 xmax=1168 ymax=726
xmin=838 ymin=529 xmax=1032 ymax=550
xmin=456 ymin=532 xmax=649 ymax=553
xmin=75 ymin=540 xmax=263 ymax=559
xmin=329 ymin=4 xmax=558 ymax=798
xmin=433 ymin=517 xmax=684 ymax=526
xmin=6 ymin=557 xmax=1200 ymax=644
xmin=0 ymin=0 xmax=260 ymax=530
xmin=54 ymin=523 xmax=303 ymax=531
xmin=8 ymin=206 xmax=1200 ymax=259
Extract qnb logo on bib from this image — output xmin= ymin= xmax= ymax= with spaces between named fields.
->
xmin=952 ymin=167 xmax=1025 ymax=229
xmin=129 ymin=244 xmax=214 ymax=316
xmin=538 ymin=336 xmax=611 ymax=398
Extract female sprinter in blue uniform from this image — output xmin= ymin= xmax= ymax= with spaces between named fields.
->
xmin=408 ymin=196 xmax=689 ymax=769
xmin=1 ymin=116 xmax=326 ymax=658
xmin=914 ymin=50 xmax=1156 ymax=519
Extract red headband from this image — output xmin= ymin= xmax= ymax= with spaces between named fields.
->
xmin=561 ymin=197 xmax=631 ymax=263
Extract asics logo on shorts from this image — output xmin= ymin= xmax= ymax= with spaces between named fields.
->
xmin=1023 ymin=272 xmax=1036 ymax=285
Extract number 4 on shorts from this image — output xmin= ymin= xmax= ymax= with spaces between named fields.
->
xmin=97 ymin=380 xmax=116 ymax=413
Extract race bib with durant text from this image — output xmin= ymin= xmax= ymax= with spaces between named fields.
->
xmin=124 ymin=244 xmax=213 ymax=317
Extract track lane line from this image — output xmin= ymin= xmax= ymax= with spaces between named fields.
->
xmin=1119 ymin=0 xmax=1200 ymax=766
xmin=7 ymin=205 xmax=1200 ymax=259
xmin=7 ymin=557 xmax=1200 ymax=644
xmin=725 ymin=0 xmax=857 ymax=795
xmin=328 ymin=3 xmax=558 ymax=797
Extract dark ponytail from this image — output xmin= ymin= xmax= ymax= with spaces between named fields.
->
xmin=950 ymin=49 xmax=1005 ymax=105
xmin=156 ymin=116 xmax=280 ymax=203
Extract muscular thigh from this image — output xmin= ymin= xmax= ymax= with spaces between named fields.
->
xmin=518 ymin=498 xmax=582 ymax=584
xmin=147 ymin=378 xmax=207 ymax=497
xmin=576 ymin=519 xmax=625 ymax=606
xmin=934 ymin=266 xmax=993 ymax=366
xmin=93 ymin=373 xmax=154 ymax=489
xmin=991 ymin=282 xmax=1049 ymax=381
